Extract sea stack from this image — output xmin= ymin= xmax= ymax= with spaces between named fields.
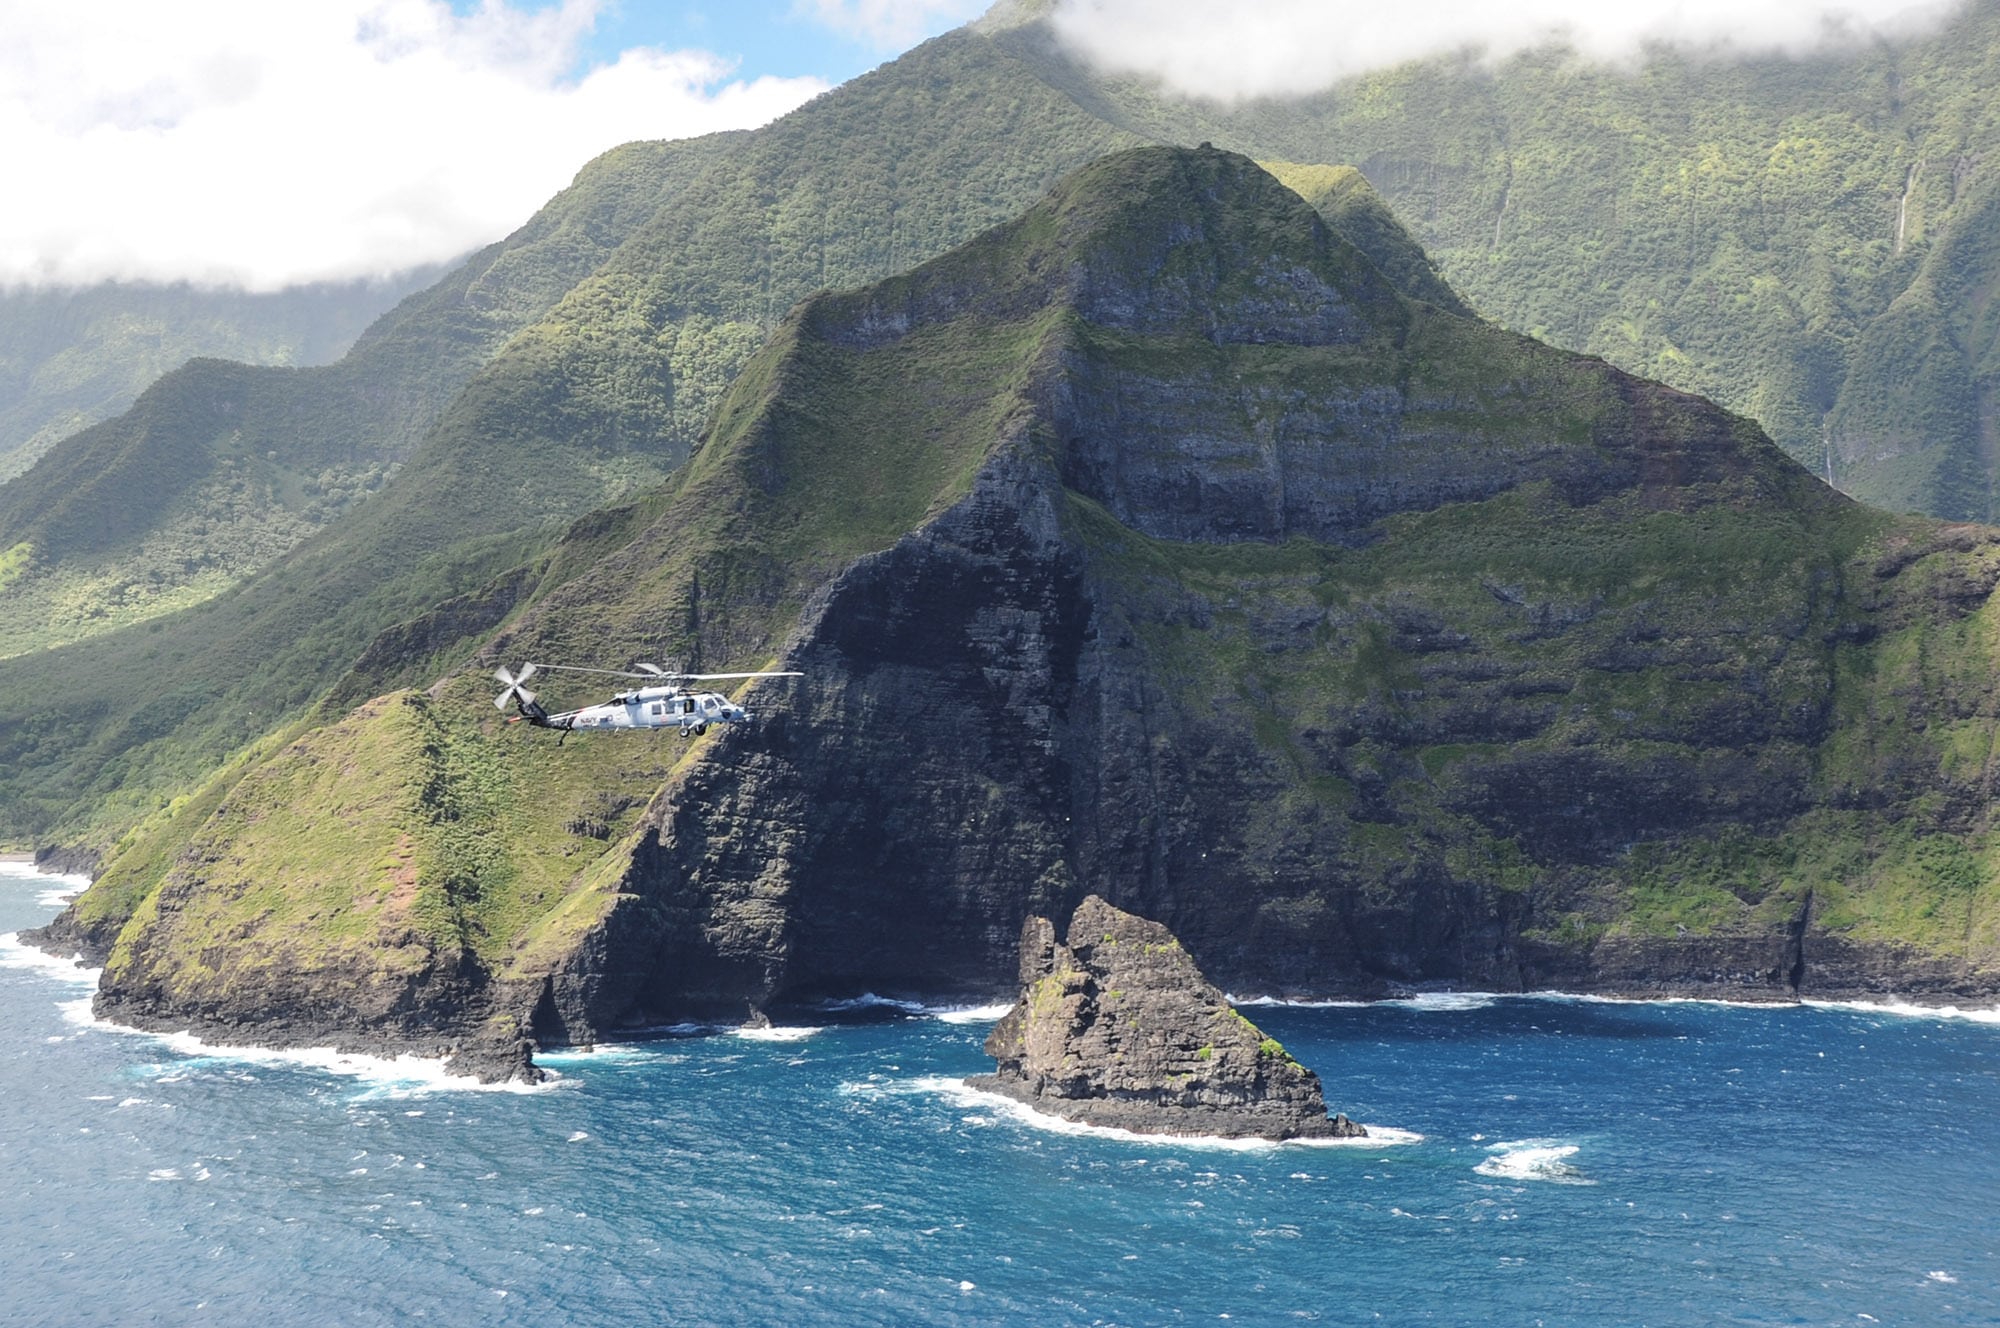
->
xmin=969 ymin=896 xmax=1366 ymax=1141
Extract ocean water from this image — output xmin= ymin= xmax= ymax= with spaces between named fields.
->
xmin=3 ymin=864 xmax=1997 ymax=1326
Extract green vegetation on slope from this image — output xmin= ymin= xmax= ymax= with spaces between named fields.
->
xmin=77 ymin=201 xmax=1075 ymax=986
xmin=20 ymin=0 xmax=2000 ymax=947
xmin=987 ymin=1 xmax=2000 ymax=518
xmin=0 ymin=273 xmax=438 ymax=484
xmin=69 ymin=147 xmax=2000 ymax=1035
xmin=0 ymin=23 xmax=1160 ymax=851
xmin=0 ymin=134 xmax=747 ymax=653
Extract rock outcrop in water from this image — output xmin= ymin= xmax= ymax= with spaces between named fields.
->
xmin=970 ymin=896 xmax=1366 ymax=1140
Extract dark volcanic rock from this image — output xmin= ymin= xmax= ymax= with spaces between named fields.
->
xmin=968 ymin=896 xmax=1366 ymax=1140
xmin=71 ymin=145 xmax=2000 ymax=1066
xmin=34 ymin=843 xmax=100 ymax=880
xmin=444 ymin=1017 xmax=547 ymax=1086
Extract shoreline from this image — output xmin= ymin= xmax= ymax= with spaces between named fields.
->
xmin=7 ymin=865 xmax=1997 ymax=1057
xmin=925 ymin=1076 xmax=1422 ymax=1150
xmin=52 ymin=986 xmax=558 ymax=1096
xmin=1232 ymin=987 xmax=2000 ymax=1020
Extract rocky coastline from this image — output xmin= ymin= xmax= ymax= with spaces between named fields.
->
xmin=17 ymin=146 xmax=2000 ymax=1065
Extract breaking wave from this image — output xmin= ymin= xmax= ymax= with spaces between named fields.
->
xmin=732 ymin=1024 xmax=823 ymax=1042
xmin=1474 ymin=1138 xmax=1595 ymax=1184
xmin=0 ymin=859 xmax=91 ymax=912
xmin=844 ymin=1076 xmax=1422 ymax=1150
xmin=0 ymin=932 xmax=100 ymax=985
xmin=807 ymin=993 xmax=1013 ymax=1024
xmin=1802 ymin=998 xmax=2000 ymax=1025
xmin=56 ymin=997 xmax=556 ymax=1095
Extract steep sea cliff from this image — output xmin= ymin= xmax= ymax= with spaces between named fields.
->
xmin=37 ymin=146 xmax=2000 ymax=1068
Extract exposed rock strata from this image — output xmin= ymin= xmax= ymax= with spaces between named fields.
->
xmin=970 ymin=896 xmax=1365 ymax=1140
xmin=51 ymin=146 xmax=2000 ymax=1062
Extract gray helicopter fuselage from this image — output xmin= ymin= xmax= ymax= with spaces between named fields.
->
xmin=554 ymin=687 xmax=746 ymax=733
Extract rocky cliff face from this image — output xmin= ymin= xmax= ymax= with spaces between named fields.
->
xmin=54 ymin=146 xmax=2000 ymax=1063
xmin=970 ymin=895 xmax=1366 ymax=1139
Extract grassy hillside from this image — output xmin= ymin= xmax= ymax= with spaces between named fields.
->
xmin=19 ymin=0 xmax=2000 ymax=879
xmin=0 ymin=25 xmax=1140 ymax=849
xmin=60 ymin=150 xmax=2000 ymax=1059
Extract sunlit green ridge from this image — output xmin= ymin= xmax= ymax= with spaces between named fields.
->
xmin=48 ymin=148 xmax=2000 ymax=1063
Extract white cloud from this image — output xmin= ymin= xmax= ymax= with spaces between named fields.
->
xmin=1049 ymin=0 xmax=1968 ymax=102
xmin=791 ymin=0 xmax=989 ymax=49
xmin=0 ymin=0 xmax=830 ymax=290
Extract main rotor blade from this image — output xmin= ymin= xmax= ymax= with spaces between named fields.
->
xmin=517 ymin=663 xmax=804 ymax=683
xmin=525 ymin=663 xmax=656 ymax=680
xmin=676 ymin=671 xmax=805 ymax=681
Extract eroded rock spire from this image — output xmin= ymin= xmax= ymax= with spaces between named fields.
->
xmin=970 ymin=895 xmax=1366 ymax=1140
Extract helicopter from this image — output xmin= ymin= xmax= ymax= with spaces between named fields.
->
xmin=492 ymin=662 xmax=802 ymax=740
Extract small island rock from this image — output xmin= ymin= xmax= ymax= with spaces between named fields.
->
xmin=968 ymin=896 xmax=1366 ymax=1141
xmin=444 ymin=1016 xmax=547 ymax=1085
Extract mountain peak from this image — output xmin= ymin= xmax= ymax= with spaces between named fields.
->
xmin=809 ymin=145 xmax=1409 ymax=362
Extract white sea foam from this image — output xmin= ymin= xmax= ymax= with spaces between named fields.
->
xmin=731 ymin=1025 xmax=822 ymax=1042
xmin=810 ymin=994 xmax=1014 ymax=1024
xmin=869 ymin=1076 xmax=1420 ymax=1150
xmin=931 ymin=1003 xmax=1013 ymax=1025
xmin=57 ymin=999 xmax=558 ymax=1095
xmin=1242 ymin=988 xmax=2000 ymax=1018
xmin=0 ymin=859 xmax=91 ymax=889
xmin=1802 ymin=998 xmax=2000 ymax=1025
xmin=1229 ymin=991 xmax=1499 ymax=1011
xmin=0 ymin=932 xmax=101 ymax=985
xmin=534 ymin=1044 xmax=677 ymax=1066
xmin=1229 ymin=995 xmax=1372 ymax=1009
xmin=1522 ymin=991 xmax=1797 ymax=1011
xmin=813 ymin=992 xmax=932 ymax=1016
xmin=1388 ymin=992 xmax=1498 ymax=1012
xmin=1474 ymin=1138 xmax=1596 ymax=1185
xmin=1927 ymin=1270 xmax=1958 ymax=1284
xmin=0 ymin=859 xmax=91 ymax=911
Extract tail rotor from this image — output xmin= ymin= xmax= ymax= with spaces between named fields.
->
xmin=493 ymin=663 xmax=539 ymax=711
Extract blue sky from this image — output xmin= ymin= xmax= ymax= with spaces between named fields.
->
xmin=573 ymin=2 xmax=976 ymax=82
xmin=481 ymin=0 xmax=989 ymax=85
xmin=4 ymin=0 xmax=988 ymax=289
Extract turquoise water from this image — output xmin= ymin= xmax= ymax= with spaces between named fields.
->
xmin=3 ymin=863 xmax=1997 ymax=1326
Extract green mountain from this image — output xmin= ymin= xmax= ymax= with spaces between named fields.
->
xmin=43 ymin=149 xmax=2000 ymax=1073
xmin=0 ymin=18 xmax=1463 ymax=851
xmin=14 ymin=0 xmax=2000 ymax=1028
xmin=0 ymin=275 xmax=438 ymax=485
xmin=1027 ymin=3 xmax=2000 ymax=519
xmin=0 ymin=134 xmax=747 ymax=656
xmin=27 ymin=0 xmax=2000 ymax=665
